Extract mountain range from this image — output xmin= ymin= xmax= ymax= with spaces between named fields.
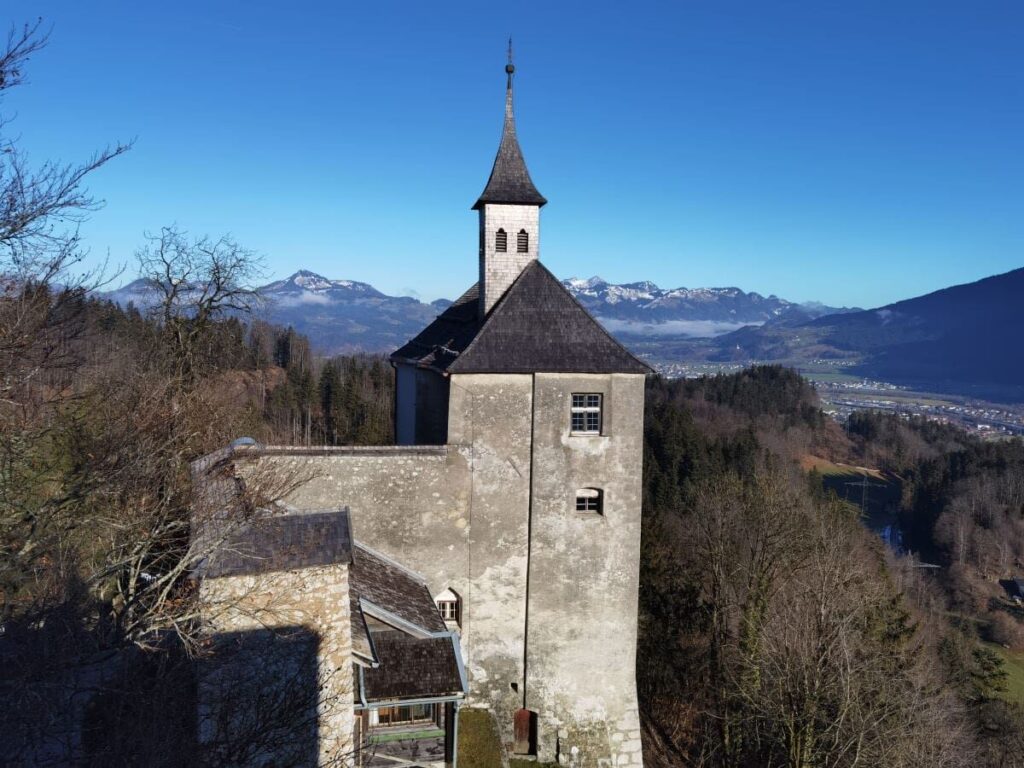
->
xmin=101 ymin=266 xmax=1024 ymax=401
xmin=652 ymin=267 xmax=1024 ymax=401
xmin=102 ymin=270 xmax=851 ymax=355
xmin=562 ymin=276 xmax=852 ymax=338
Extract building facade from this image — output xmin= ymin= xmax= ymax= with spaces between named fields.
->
xmin=227 ymin=58 xmax=649 ymax=766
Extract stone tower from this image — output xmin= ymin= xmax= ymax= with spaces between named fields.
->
xmin=236 ymin=53 xmax=650 ymax=767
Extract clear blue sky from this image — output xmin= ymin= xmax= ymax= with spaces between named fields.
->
xmin=5 ymin=1 xmax=1023 ymax=307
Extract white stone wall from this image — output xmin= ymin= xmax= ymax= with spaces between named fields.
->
xmin=478 ymin=203 xmax=540 ymax=315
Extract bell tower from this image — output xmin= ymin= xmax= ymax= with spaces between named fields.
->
xmin=474 ymin=42 xmax=547 ymax=317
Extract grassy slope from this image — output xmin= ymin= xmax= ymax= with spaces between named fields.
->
xmin=989 ymin=643 xmax=1024 ymax=707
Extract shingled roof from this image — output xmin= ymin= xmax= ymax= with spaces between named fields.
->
xmin=198 ymin=509 xmax=353 ymax=579
xmin=357 ymin=631 xmax=465 ymax=704
xmin=348 ymin=543 xmax=448 ymax=665
xmin=391 ymin=260 xmax=652 ymax=375
xmin=472 ymin=65 xmax=546 ymax=209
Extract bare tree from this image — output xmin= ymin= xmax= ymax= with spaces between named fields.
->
xmin=135 ymin=226 xmax=264 ymax=383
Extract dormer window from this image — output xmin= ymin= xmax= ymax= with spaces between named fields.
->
xmin=517 ymin=229 xmax=529 ymax=253
xmin=571 ymin=393 xmax=602 ymax=434
xmin=496 ymin=229 xmax=507 ymax=252
xmin=575 ymin=488 xmax=603 ymax=514
xmin=435 ymin=588 xmax=461 ymax=627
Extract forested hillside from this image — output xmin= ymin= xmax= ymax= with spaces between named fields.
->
xmin=639 ymin=367 xmax=1024 ymax=767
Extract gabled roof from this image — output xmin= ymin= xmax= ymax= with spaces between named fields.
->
xmin=472 ymin=67 xmax=546 ymax=209
xmin=391 ymin=261 xmax=652 ymax=375
xmin=348 ymin=543 xmax=448 ymax=665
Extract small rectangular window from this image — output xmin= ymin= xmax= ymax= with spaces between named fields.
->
xmin=575 ymin=488 xmax=603 ymax=514
xmin=570 ymin=393 xmax=602 ymax=434
xmin=438 ymin=600 xmax=458 ymax=621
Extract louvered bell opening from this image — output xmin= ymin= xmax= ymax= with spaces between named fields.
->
xmin=495 ymin=228 xmax=507 ymax=252
xmin=517 ymin=229 xmax=528 ymax=253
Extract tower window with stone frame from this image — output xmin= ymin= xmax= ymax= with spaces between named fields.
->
xmin=570 ymin=393 xmax=602 ymax=435
xmin=495 ymin=228 xmax=507 ymax=252
xmin=517 ymin=229 xmax=529 ymax=253
xmin=575 ymin=488 xmax=603 ymax=514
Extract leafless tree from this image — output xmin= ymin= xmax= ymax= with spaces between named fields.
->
xmin=135 ymin=226 xmax=264 ymax=383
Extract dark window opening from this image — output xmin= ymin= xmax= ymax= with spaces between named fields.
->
xmin=517 ymin=229 xmax=529 ymax=253
xmin=375 ymin=703 xmax=436 ymax=727
xmin=575 ymin=488 xmax=603 ymax=514
xmin=495 ymin=228 xmax=507 ymax=252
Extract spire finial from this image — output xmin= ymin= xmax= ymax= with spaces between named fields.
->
xmin=506 ymin=37 xmax=514 ymax=86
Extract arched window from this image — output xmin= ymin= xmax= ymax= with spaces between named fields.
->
xmin=575 ymin=488 xmax=603 ymax=514
xmin=517 ymin=229 xmax=529 ymax=253
xmin=495 ymin=229 xmax=507 ymax=252
xmin=435 ymin=588 xmax=461 ymax=626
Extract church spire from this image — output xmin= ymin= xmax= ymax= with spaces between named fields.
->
xmin=472 ymin=41 xmax=547 ymax=210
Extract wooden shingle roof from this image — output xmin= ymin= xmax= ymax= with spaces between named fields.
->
xmin=391 ymin=261 xmax=652 ymax=375
xmin=358 ymin=631 xmax=465 ymax=703
xmin=472 ymin=67 xmax=546 ymax=210
xmin=199 ymin=509 xmax=353 ymax=579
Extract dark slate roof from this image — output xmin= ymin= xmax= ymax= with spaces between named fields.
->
xmin=472 ymin=71 xmax=546 ymax=209
xmin=199 ymin=509 xmax=353 ymax=579
xmin=391 ymin=284 xmax=483 ymax=372
xmin=348 ymin=544 xmax=447 ymax=664
xmin=358 ymin=631 xmax=465 ymax=703
xmin=391 ymin=261 xmax=652 ymax=375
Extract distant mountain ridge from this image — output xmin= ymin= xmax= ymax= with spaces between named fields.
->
xmin=101 ymin=269 xmax=851 ymax=355
xmin=561 ymin=275 xmax=853 ymax=337
xmin=656 ymin=266 xmax=1024 ymax=401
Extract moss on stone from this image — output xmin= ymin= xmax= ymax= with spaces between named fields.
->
xmin=457 ymin=708 xmax=505 ymax=768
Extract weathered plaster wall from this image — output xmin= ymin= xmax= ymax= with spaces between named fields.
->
xmin=199 ymin=564 xmax=355 ymax=765
xmin=479 ymin=203 xmax=540 ymax=315
xmin=232 ymin=370 xmax=645 ymax=767
xmin=243 ymin=373 xmax=534 ymax=743
xmin=525 ymin=373 xmax=646 ymax=767
xmin=446 ymin=374 xmax=533 ymax=734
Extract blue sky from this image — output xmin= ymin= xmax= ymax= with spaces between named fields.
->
xmin=4 ymin=1 xmax=1022 ymax=307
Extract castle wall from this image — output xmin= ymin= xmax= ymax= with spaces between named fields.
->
xmin=199 ymin=564 xmax=355 ymax=765
xmin=479 ymin=203 xmax=540 ymax=315
xmin=239 ymin=373 xmax=535 ymax=744
xmin=525 ymin=373 xmax=646 ymax=767
xmin=233 ymin=371 xmax=645 ymax=766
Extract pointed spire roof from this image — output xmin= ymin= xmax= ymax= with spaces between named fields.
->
xmin=472 ymin=44 xmax=547 ymax=210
